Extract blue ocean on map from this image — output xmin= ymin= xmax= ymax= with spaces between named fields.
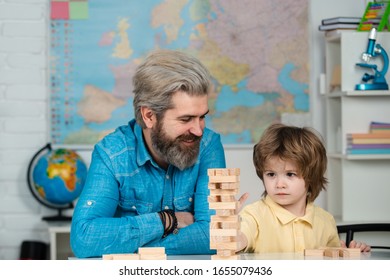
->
xmin=50 ymin=0 xmax=309 ymax=146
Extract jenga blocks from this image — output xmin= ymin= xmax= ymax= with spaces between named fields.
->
xmin=304 ymin=247 xmax=361 ymax=259
xmin=208 ymin=168 xmax=241 ymax=260
xmin=138 ymin=247 xmax=167 ymax=260
xmin=338 ymin=248 xmax=360 ymax=258
xmin=303 ymin=249 xmax=325 ymax=257
xmin=324 ymin=248 xmax=340 ymax=259
xmin=102 ymin=247 xmax=166 ymax=260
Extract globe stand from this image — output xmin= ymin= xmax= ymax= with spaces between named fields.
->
xmin=27 ymin=143 xmax=87 ymax=222
xmin=43 ymin=208 xmax=73 ymax=222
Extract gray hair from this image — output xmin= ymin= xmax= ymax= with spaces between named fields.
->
xmin=132 ymin=49 xmax=212 ymax=128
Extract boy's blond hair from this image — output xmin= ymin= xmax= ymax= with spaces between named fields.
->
xmin=253 ymin=123 xmax=328 ymax=203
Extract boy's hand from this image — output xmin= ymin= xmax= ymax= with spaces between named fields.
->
xmin=236 ymin=231 xmax=248 ymax=253
xmin=236 ymin=192 xmax=249 ymax=214
xmin=340 ymin=240 xmax=371 ymax=252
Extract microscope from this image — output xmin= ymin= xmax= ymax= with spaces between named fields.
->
xmin=355 ymin=28 xmax=389 ymax=90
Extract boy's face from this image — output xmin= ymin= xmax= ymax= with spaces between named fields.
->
xmin=263 ymin=156 xmax=307 ymax=216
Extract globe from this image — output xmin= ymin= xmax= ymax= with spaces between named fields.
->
xmin=27 ymin=143 xmax=88 ymax=221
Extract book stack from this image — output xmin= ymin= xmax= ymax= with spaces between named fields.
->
xmin=319 ymin=17 xmax=361 ymax=32
xmin=318 ymin=16 xmax=380 ymax=36
xmin=347 ymin=123 xmax=390 ymax=155
xmin=369 ymin=121 xmax=390 ymax=134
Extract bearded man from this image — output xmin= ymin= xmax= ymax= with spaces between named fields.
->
xmin=70 ymin=50 xmax=226 ymax=258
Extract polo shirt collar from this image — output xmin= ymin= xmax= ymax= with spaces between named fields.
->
xmin=264 ymin=195 xmax=314 ymax=226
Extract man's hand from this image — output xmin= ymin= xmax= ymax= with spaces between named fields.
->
xmin=175 ymin=212 xmax=194 ymax=228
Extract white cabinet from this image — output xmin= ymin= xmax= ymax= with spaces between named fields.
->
xmin=324 ymin=31 xmax=390 ymax=222
xmin=49 ymin=226 xmax=73 ymax=260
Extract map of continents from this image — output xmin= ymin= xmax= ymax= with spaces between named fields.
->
xmin=50 ymin=0 xmax=309 ymax=146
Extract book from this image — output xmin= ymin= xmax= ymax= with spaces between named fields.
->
xmin=347 ymin=148 xmax=390 ymax=154
xmin=322 ymin=17 xmax=363 ymax=25
xmin=348 ymin=138 xmax=390 ymax=144
xmin=347 ymin=132 xmax=390 ymax=139
xmin=318 ymin=23 xmax=359 ymax=31
xmin=370 ymin=121 xmax=390 ymax=133
xmin=347 ymin=143 xmax=390 ymax=149
xmin=371 ymin=129 xmax=390 ymax=134
xmin=370 ymin=121 xmax=390 ymax=127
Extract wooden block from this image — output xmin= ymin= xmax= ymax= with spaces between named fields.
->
xmin=210 ymin=236 xmax=236 ymax=249
xmin=324 ymin=248 xmax=339 ymax=259
xmin=208 ymin=169 xmax=221 ymax=176
xmin=344 ymin=248 xmax=360 ymax=255
xmin=209 ymin=189 xmax=238 ymax=196
xmin=216 ymin=249 xmax=236 ymax=257
xmin=209 ymin=175 xmax=239 ymax=183
xmin=208 ymin=169 xmax=226 ymax=176
xmin=216 ymin=209 xmax=236 ymax=216
xmin=112 ymin=254 xmax=140 ymax=260
xmin=208 ymin=195 xmax=236 ymax=203
xmin=220 ymin=195 xmax=236 ymax=202
xmin=214 ymin=242 xmax=239 ymax=250
xmin=339 ymin=248 xmax=361 ymax=258
xmin=227 ymin=168 xmax=240 ymax=176
xmin=210 ymin=229 xmax=239 ymax=237
xmin=209 ymin=201 xmax=238 ymax=210
xmin=210 ymin=236 xmax=234 ymax=248
xmin=210 ymin=221 xmax=240 ymax=230
xmin=138 ymin=247 xmax=165 ymax=255
xmin=208 ymin=182 xmax=240 ymax=190
xmin=208 ymin=168 xmax=240 ymax=176
xmin=304 ymin=249 xmax=324 ymax=257
xmin=211 ymin=254 xmax=241 ymax=260
xmin=211 ymin=215 xmax=239 ymax=223
xmin=102 ymin=254 xmax=114 ymax=260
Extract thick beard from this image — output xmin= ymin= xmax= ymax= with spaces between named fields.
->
xmin=151 ymin=120 xmax=201 ymax=170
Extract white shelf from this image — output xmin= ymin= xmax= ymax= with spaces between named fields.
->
xmin=326 ymin=90 xmax=390 ymax=97
xmin=324 ymin=31 xmax=390 ymax=223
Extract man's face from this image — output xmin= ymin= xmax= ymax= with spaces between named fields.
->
xmin=151 ymin=91 xmax=209 ymax=170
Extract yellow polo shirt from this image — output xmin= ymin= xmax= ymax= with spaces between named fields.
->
xmin=240 ymin=196 xmax=340 ymax=253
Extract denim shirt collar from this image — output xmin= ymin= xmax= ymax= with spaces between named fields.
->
xmin=133 ymin=120 xmax=159 ymax=168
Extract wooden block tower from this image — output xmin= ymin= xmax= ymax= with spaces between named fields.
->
xmin=208 ymin=168 xmax=241 ymax=260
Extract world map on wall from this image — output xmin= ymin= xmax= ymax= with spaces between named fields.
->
xmin=50 ymin=0 xmax=309 ymax=146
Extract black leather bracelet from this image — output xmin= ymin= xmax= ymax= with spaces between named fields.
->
xmin=158 ymin=209 xmax=178 ymax=238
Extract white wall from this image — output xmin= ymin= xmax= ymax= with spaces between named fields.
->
xmin=0 ymin=0 xmax=369 ymax=259
xmin=0 ymin=0 xmax=51 ymax=260
xmin=308 ymin=0 xmax=369 ymax=209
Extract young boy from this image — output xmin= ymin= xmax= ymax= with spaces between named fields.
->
xmin=237 ymin=123 xmax=371 ymax=253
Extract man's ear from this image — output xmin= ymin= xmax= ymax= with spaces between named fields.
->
xmin=140 ymin=106 xmax=156 ymax=128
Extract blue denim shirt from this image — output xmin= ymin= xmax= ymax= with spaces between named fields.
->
xmin=70 ymin=119 xmax=226 ymax=258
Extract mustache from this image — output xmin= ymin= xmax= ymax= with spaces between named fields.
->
xmin=177 ymin=133 xmax=201 ymax=142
